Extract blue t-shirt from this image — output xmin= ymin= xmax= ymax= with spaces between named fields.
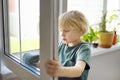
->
xmin=58 ymin=42 xmax=91 ymax=80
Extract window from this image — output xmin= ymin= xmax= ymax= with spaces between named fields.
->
xmin=5 ymin=0 xmax=40 ymax=73
xmin=8 ymin=0 xmax=40 ymax=55
xmin=107 ymin=0 xmax=120 ymax=34
xmin=2 ymin=0 xmax=40 ymax=79
xmin=67 ymin=0 xmax=120 ymax=41
xmin=2 ymin=0 xmax=59 ymax=80
xmin=67 ymin=0 xmax=104 ymax=25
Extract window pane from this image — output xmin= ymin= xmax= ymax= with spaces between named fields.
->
xmin=67 ymin=0 xmax=120 ymax=37
xmin=67 ymin=0 xmax=103 ymax=25
xmin=107 ymin=0 xmax=120 ymax=34
xmin=9 ymin=0 xmax=20 ymax=55
xmin=8 ymin=0 xmax=40 ymax=73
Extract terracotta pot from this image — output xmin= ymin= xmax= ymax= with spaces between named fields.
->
xmin=98 ymin=31 xmax=114 ymax=48
xmin=112 ymin=31 xmax=117 ymax=45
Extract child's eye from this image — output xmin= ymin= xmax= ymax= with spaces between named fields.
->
xmin=59 ymin=29 xmax=71 ymax=32
xmin=64 ymin=30 xmax=70 ymax=32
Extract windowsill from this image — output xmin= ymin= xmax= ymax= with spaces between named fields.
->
xmin=91 ymin=43 xmax=120 ymax=57
xmin=1 ymin=61 xmax=20 ymax=80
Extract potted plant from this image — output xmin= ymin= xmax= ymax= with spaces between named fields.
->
xmin=107 ymin=10 xmax=120 ymax=45
xmin=98 ymin=12 xmax=114 ymax=48
xmin=82 ymin=26 xmax=99 ymax=48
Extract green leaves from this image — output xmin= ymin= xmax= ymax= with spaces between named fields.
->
xmin=82 ymin=26 xmax=99 ymax=43
xmin=99 ymin=13 xmax=107 ymax=32
xmin=108 ymin=14 xmax=119 ymax=23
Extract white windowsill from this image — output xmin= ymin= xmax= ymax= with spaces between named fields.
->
xmin=91 ymin=43 xmax=120 ymax=57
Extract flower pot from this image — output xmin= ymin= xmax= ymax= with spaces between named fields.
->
xmin=112 ymin=31 xmax=117 ymax=45
xmin=98 ymin=31 xmax=114 ymax=48
xmin=92 ymin=43 xmax=98 ymax=48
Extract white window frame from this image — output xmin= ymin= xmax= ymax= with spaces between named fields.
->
xmin=40 ymin=0 xmax=59 ymax=80
xmin=0 ymin=0 xmax=4 ymax=73
xmin=1 ymin=0 xmax=60 ymax=80
xmin=1 ymin=0 xmax=40 ymax=79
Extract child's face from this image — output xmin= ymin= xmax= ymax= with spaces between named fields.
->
xmin=59 ymin=28 xmax=82 ymax=46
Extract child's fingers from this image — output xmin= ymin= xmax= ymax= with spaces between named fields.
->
xmin=45 ymin=61 xmax=57 ymax=69
xmin=46 ymin=59 xmax=58 ymax=65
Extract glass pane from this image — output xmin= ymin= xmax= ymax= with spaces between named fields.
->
xmin=107 ymin=0 xmax=120 ymax=33
xmin=8 ymin=0 xmax=40 ymax=72
xmin=9 ymin=0 xmax=20 ymax=55
xmin=67 ymin=0 xmax=103 ymax=25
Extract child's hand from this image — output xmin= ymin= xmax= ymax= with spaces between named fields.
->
xmin=45 ymin=59 xmax=61 ymax=77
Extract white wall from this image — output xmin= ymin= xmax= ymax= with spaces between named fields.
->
xmin=88 ymin=50 xmax=120 ymax=80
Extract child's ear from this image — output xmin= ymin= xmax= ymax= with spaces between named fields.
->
xmin=79 ymin=30 xmax=84 ymax=36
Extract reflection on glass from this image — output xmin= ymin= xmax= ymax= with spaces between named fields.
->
xmin=8 ymin=0 xmax=40 ymax=73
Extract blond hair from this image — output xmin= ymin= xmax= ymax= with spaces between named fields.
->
xmin=58 ymin=10 xmax=88 ymax=35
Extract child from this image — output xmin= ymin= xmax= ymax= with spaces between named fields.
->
xmin=45 ymin=10 xmax=91 ymax=80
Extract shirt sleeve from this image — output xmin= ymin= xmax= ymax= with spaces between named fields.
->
xmin=76 ymin=43 xmax=91 ymax=70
